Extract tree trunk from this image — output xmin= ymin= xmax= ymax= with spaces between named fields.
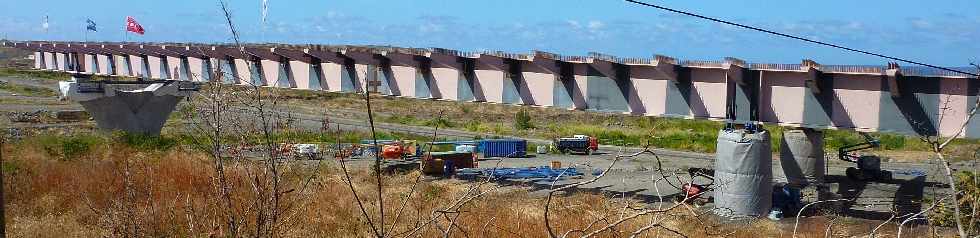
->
xmin=937 ymin=151 xmax=968 ymax=238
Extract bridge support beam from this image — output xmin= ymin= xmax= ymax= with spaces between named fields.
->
xmin=61 ymin=77 xmax=195 ymax=135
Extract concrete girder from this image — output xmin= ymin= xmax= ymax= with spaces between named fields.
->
xmin=8 ymin=40 xmax=980 ymax=138
xmin=802 ymin=59 xmax=824 ymax=94
xmin=161 ymin=45 xmax=207 ymax=58
xmin=272 ymin=47 xmax=315 ymax=64
xmin=304 ymin=48 xmax=347 ymax=64
xmin=243 ymin=47 xmax=280 ymax=61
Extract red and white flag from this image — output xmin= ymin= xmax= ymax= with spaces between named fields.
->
xmin=126 ymin=16 xmax=144 ymax=35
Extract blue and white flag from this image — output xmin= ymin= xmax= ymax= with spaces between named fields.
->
xmin=86 ymin=19 xmax=97 ymax=32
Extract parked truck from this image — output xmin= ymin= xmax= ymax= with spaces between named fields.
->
xmin=553 ymin=135 xmax=599 ymax=155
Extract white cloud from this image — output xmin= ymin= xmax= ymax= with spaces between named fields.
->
xmin=587 ymin=20 xmax=604 ymax=30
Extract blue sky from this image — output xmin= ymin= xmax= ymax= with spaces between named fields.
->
xmin=2 ymin=0 xmax=978 ymax=66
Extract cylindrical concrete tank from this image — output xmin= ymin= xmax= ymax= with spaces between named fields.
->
xmin=713 ymin=129 xmax=772 ymax=218
xmin=779 ymin=129 xmax=825 ymax=186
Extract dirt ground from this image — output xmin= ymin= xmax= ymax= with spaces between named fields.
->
xmin=0 ymin=69 xmax=970 ymax=237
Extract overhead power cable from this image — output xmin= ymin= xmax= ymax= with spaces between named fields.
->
xmin=624 ymin=0 xmax=979 ymax=77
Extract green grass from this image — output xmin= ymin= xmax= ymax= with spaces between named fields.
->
xmin=0 ymin=68 xmax=140 ymax=81
xmin=32 ymin=133 xmax=104 ymax=161
xmin=439 ymin=113 xmax=974 ymax=155
xmin=0 ymin=81 xmax=57 ymax=97
xmin=113 ymin=132 xmax=179 ymax=152
xmin=0 ymin=68 xmax=68 ymax=81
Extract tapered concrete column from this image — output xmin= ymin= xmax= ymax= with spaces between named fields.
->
xmin=129 ymin=55 xmax=144 ymax=78
xmin=147 ymin=56 xmax=163 ymax=79
xmin=391 ymin=64 xmax=416 ymax=97
xmin=166 ymin=56 xmax=182 ymax=80
xmin=83 ymin=54 xmax=96 ymax=74
xmin=431 ymin=67 xmax=459 ymax=100
xmin=322 ymin=62 xmax=343 ymax=92
xmin=187 ymin=57 xmax=205 ymax=82
xmin=34 ymin=52 xmax=42 ymax=69
xmin=260 ymin=60 xmax=280 ymax=86
xmin=521 ymin=64 xmax=556 ymax=107
xmin=113 ymin=55 xmax=129 ymax=76
xmin=351 ymin=63 xmax=369 ymax=92
xmin=290 ymin=61 xmax=312 ymax=89
xmin=475 ymin=69 xmax=504 ymax=103
xmin=43 ymin=52 xmax=54 ymax=70
xmin=233 ymin=59 xmax=251 ymax=85
xmin=779 ymin=128 xmax=825 ymax=186
xmin=60 ymin=77 xmax=195 ymax=135
xmin=96 ymin=55 xmax=110 ymax=75
xmin=56 ymin=53 xmax=67 ymax=71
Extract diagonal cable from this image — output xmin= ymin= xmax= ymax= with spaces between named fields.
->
xmin=624 ymin=0 xmax=979 ymax=77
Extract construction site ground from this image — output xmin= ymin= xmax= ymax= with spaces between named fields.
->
xmin=0 ymin=73 xmax=967 ymax=223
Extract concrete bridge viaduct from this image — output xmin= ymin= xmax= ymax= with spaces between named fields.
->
xmin=4 ymin=41 xmax=978 ymax=139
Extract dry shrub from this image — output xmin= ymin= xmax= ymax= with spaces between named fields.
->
xmin=2 ymin=136 xmax=935 ymax=237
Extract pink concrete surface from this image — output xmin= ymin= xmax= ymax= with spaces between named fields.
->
xmin=630 ymin=66 xmax=669 ymax=116
xmin=147 ymin=56 xmax=162 ymax=79
xmin=290 ymin=61 xmax=312 ymax=89
xmin=166 ymin=56 xmax=182 ymax=80
xmin=521 ymin=71 xmax=555 ymax=107
xmin=128 ymin=55 xmax=143 ymax=78
xmin=261 ymin=60 xmax=279 ymax=86
xmin=321 ymin=62 xmax=343 ymax=92
xmin=831 ymin=74 xmax=882 ymax=131
xmin=524 ymin=58 xmax=560 ymax=107
xmin=187 ymin=57 xmax=205 ymax=82
xmin=209 ymin=58 xmax=222 ymax=80
xmin=430 ymin=54 xmax=461 ymax=100
xmin=386 ymin=53 xmax=421 ymax=97
xmin=431 ymin=67 xmax=459 ymax=100
xmin=233 ymin=59 xmax=251 ymax=85
xmin=689 ymin=68 xmax=728 ymax=119
xmin=937 ymin=77 xmax=973 ymax=138
xmin=353 ymin=64 xmax=370 ymax=92
xmin=83 ymin=54 xmax=95 ymax=74
xmin=475 ymin=69 xmax=504 ymax=103
xmin=56 ymin=53 xmax=66 ymax=71
xmin=759 ymin=71 xmax=806 ymax=125
xmin=475 ymin=56 xmax=506 ymax=103
xmin=43 ymin=52 xmax=54 ymax=70
xmin=389 ymin=65 xmax=416 ymax=97
xmin=96 ymin=54 xmax=110 ymax=75
xmin=113 ymin=55 xmax=129 ymax=76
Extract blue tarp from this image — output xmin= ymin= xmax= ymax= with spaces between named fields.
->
xmin=458 ymin=167 xmax=583 ymax=180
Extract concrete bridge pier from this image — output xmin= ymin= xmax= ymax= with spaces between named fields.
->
xmin=60 ymin=76 xmax=196 ymax=135
xmin=779 ymin=128 xmax=826 ymax=186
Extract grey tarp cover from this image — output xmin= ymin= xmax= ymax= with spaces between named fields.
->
xmin=779 ymin=129 xmax=825 ymax=186
xmin=713 ymin=129 xmax=772 ymax=218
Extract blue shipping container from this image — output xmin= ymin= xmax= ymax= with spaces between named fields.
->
xmin=479 ymin=139 xmax=527 ymax=158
